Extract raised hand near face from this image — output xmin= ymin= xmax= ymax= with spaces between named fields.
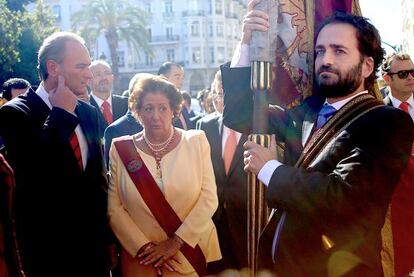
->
xmin=49 ymin=75 xmax=78 ymax=113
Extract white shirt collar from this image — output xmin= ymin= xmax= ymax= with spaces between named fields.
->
xmin=36 ymin=83 xmax=52 ymax=110
xmin=388 ymin=92 xmax=414 ymax=109
xmin=90 ymin=92 xmax=112 ymax=108
xmin=325 ymin=90 xmax=368 ymax=110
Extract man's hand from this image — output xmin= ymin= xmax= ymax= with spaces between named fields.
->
xmin=241 ymin=0 xmax=270 ymax=45
xmin=49 ymin=75 xmax=78 ymax=113
xmin=243 ymin=134 xmax=277 ymax=175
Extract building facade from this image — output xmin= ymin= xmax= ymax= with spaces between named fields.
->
xmin=402 ymin=0 xmax=414 ymax=58
xmin=28 ymin=0 xmax=246 ymax=94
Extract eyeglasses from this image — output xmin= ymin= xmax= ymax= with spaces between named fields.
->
xmin=387 ymin=69 xmax=414 ymax=79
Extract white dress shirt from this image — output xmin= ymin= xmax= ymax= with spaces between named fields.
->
xmin=36 ymin=84 xmax=88 ymax=168
xmin=90 ymin=92 xmax=112 ymax=111
xmin=388 ymin=92 xmax=414 ymax=122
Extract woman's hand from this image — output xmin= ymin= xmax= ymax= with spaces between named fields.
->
xmin=138 ymin=235 xmax=184 ymax=268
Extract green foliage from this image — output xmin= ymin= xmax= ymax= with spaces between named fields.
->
xmin=0 ymin=0 xmax=57 ymax=86
xmin=71 ymin=0 xmax=152 ymax=91
xmin=0 ymin=0 xmax=24 ymax=79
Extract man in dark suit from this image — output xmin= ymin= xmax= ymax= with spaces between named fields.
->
xmin=223 ymin=6 xmax=414 ymax=277
xmin=198 ymin=70 xmax=248 ymax=273
xmin=381 ymin=53 xmax=414 ymax=276
xmin=89 ymin=60 xmax=128 ymax=138
xmin=0 ymin=32 xmax=110 ymax=276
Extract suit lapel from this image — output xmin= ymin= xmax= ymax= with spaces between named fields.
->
xmin=75 ymin=102 xmax=93 ymax=153
xmin=27 ymin=88 xmax=51 ymax=123
xmin=302 ymin=110 xmax=317 ymax=147
xmin=214 ymin=116 xmax=226 ymax=181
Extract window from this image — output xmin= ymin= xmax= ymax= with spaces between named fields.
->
xmin=215 ymin=0 xmax=223 ymax=15
xmin=217 ymin=47 xmax=225 ymax=63
xmin=192 ymin=47 xmax=201 ymax=64
xmin=52 ymin=5 xmax=61 ymax=22
xmin=165 ymin=0 xmax=173 ymax=13
xmin=216 ymin=22 xmax=224 ymax=37
xmin=145 ymin=53 xmax=153 ymax=66
xmin=148 ymin=28 xmax=152 ymax=41
xmin=209 ymin=47 xmax=215 ymax=63
xmin=117 ymin=51 xmax=125 ymax=68
xmin=167 ymin=49 xmax=175 ymax=61
xmin=208 ymin=23 xmax=213 ymax=37
xmin=191 ymin=21 xmax=199 ymax=36
xmin=166 ymin=27 xmax=173 ymax=39
xmin=144 ymin=3 xmax=151 ymax=13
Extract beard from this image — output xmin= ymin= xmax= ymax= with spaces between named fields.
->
xmin=315 ymin=58 xmax=364 ymax=98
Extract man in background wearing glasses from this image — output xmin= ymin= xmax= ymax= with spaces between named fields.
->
xmin=89 ymin=60 xmax=128 ymax=138
xmin=381 ymin=53 xmax=414 ymax=277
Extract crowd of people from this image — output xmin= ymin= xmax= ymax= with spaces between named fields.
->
xmin=0 ymin=1 xmax=413 ymax=276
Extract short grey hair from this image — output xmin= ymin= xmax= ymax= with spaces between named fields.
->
xmin=90 ymin=59 xmax=112 ymax=70
xmin=37 ymin=31 xmax=86 ymax=81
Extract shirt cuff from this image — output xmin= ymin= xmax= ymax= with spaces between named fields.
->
xmin=258 ymin=160 xmax=282 ymax=186
xmin=230 ymin=43 xmax=250 ymax=68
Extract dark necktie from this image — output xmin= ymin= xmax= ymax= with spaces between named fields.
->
xmin=316 ymin=104 xmax=337 ymax=129
xmin=70 ymin=132 xmax=83 ymax=169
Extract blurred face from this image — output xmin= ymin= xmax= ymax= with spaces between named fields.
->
xmin=55 ymin=40 xmax=93 ymax=96
xmin=212 ymin=81 xmax=223 ymax=113
xmin=11 ymin=88 xmax=27 ymax=99
xmin=90 ymin=63 xmax=113 ymax=95
xmin=384 ymin=59 xmax=414 ymax=100
xmin=166 ymin=65 xmax=184 ymax=90
xmin=315 ymin=23 xmax=372 ymax=98
xmin=138 ymin=92 xmax=174 ymax=138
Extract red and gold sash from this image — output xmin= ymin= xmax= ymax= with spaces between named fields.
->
xmin=114 ymin=138 xmax=206 ymax=276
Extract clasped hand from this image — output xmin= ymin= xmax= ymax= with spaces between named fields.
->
xmin=243 ymin=134 xmax=277 ymax=175
xmin=138 ymin=235 xmax=183 ymax=273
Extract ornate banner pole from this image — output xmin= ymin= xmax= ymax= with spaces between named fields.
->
xmin=247 ymin=1 xmax=278 ymax=276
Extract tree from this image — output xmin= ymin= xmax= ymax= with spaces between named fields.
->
xmin=0 ymin=0 xmax=57 ymax=86
xmin=12 ymin=0 xmax=58 ymax=85
xmin=0 ymin=0 xmax=24 ymax=83
xmin=72 ymin=0 xmax=151 ymax=92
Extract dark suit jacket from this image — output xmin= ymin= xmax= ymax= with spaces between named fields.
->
xmin=221 ymin=63 xmax=414 ymax=276
xmin=103 ymin=111 xmax=143 ymax=169
xmin=197 ymin=113 xmax=248 ymax=271
xmin=89 ymin=94 xmax=128 ymax=138
xmin=0 ymin=88 xmax=110 ymax=276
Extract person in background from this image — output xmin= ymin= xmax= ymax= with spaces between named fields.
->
xmin=381 ymin=52 xmax=414 ymax=277
xmin=89 ymin=60 xmax=128 ymax=138
xmin=108 ymin=75 xmax=221 ymax=276
xmin=103 ymin=73 xmax=152 ymax=168
xmin=1 ymin=78 xmax=30 ymax=102
xmin=197 ymin=87 xmax=215 ymax=115
xmin=197 ymin=69 xmax=248 ymax=273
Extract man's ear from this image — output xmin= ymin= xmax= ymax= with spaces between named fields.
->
xmin=46 ymin=60 xmax=60 ymax=78
xmin=383 ymin=73 xmax=391 ymax=84
xmin=362 ymin=57 xmax=374 ymax=78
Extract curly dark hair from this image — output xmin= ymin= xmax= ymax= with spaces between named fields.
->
xmin=317 ymin=12 xmax=385 ymax=93
xmin=128 ymin=75 xmax=182 ymax=118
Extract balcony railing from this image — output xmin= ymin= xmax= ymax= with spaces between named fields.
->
xmin=182 ymin=10 xmax=205 ymax=17
xmin=149 ymin=35 xmax=180 ymax=43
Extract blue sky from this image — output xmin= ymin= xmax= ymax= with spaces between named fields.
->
xmin=359 ymin=0 xmax=403 ymax=53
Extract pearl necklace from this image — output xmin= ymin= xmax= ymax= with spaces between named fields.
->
xmin=143 ymin=128 xmax=175 ymax=182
